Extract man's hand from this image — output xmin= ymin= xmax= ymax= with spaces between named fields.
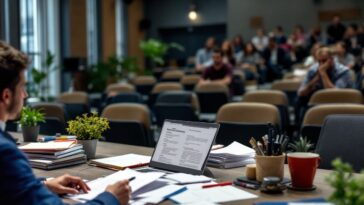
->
xmin=106 ymin=180 xmax=131 ymax=205
xmin=318 ymin=58 xmax=333 ymax=75
xmin=44 ymin=174 xmax=90 ymax=195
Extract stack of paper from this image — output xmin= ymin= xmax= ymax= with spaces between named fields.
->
xmin=19 ymin=141 xmax=86 ymax=170
xmin=207 ymin=141 xmax=255 ymax=168
xmin=89 ymin=154 xmax=151 ymax=170
xmin=68 ymin=169 xmax=165 ymax=202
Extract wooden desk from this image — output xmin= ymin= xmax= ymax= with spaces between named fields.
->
xmin=13 ymin=133 xmax=334 ymax=204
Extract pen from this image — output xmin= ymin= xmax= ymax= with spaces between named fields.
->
xmin=233 ymin=180 xmax=260 ymax=190
xmin=128 ymin=176 xmax=136 ymax=182
xmin=202 ymin=181 xmax=232 ymax=189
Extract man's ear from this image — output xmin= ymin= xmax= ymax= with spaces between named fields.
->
xmin=1 ymin=88 xmax=12 ymax=104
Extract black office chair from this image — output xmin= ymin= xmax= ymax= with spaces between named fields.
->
xmin=103 ymin=120 xmax=153 ymax=147
xmin=154 ymin=91 xmax=199 ymax=127
xmin=101 ymin=103 xmax=154 ymax=147
xmin=39 ymin=117 xmax=67 ymax=135
xmin=106 ymin=92 xmax=143 ymax=105
xmin=215 ymin=102 xmax=281 ymax=146
xmin=316 ymin=115 xmax=364 ymax=172
xmin=301 ymin=104 xmax=364 ymax=149
xmin=63 ymin=104 xmax=90 ymax=120
xmin=216 ymin=122 xmax=271 ymax=147
xmin=195 ymin=82 xmax=229 ymax=114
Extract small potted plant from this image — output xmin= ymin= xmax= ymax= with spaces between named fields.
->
xmin=287 ymin=137 xmax=320 ymax=189
xmin=18 ymin=106 xmax=45 ymax=142
xmin=66 ymin=112 xmax=109 ymax=159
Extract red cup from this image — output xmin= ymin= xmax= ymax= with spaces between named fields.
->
xmin=287 ymin=152 xmax=320 ymax=188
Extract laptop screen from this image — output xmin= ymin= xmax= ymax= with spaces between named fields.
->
xmin=150 ymin=120 xmax=219 ymax=175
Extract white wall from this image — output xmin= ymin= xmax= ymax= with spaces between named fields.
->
xmin=228 ymin=0 xmax=364 ymax=40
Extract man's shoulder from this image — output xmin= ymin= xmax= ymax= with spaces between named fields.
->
xmin=0 ymin=131 xmax=19 ymax=152
xmin=334 ymin=62 xmax=349 ymax=75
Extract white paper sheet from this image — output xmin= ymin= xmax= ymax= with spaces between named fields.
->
xmin=170 ymin=186 xmax=258 ymax=204
xmin=163 ymin=173 xmax=212 ymax=184
xmin=68 ymin=169 xmax=164 ymax=201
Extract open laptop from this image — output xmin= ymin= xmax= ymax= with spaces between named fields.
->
xmin=138 ymin=120 xmax=220 ymax=175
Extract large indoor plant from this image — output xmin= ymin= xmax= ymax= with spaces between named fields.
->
xmin=18 ymin=106 xmax=45 ymax=142
xmin=326 ymin=159 xmax=364 ymax=205
xmin=66 ymin=113 xmax=109 ymax=159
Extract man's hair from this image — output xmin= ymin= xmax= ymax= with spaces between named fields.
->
xmin=212 ymin=48 xmax=223 ymax=56
xmin=0 ymin=41 xmax=29 ymax=95
xmin=316 ymin=46 xmax=334 ymax=57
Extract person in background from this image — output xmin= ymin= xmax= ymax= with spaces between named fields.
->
xmin=232 ymin=35 xmax=245 ymax=64
xmin=307 ymin=26 xmax=326 ymax=49
xmin=334 ymin=41 xmax=355 ymax=70
xmin=239 ymin=42 xmax=263 ymax=81
xmin=274 ymin=26 xmax=287 ymax=45
xmin=295 ymin=46 xmax=354 ymax=123
xmin=288 ymin=25 xmax=307 ymax=63
xmin=303 ymin=42 xmax=321 ymax=68
xmin=0 ymin=41 xmax=131 ymax=205
xmin=222 ymin=40 xmax=236 ymax=67
xmin=198 ymin=48 xmax=232 ymax=86
xmin=343 ymin=24 xmax=361 ymax=56
xmin=195 ymin=37 xmax=215 ymax=72
xmin=261 ymin=36 xmax=288 ymax=81
xmin=252 ymin=28 xmax=269 ymax=52
xmin=326 ymin=15 xmax=346 ymax=44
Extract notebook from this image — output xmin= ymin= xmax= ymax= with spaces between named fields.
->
xmin=89 ymin=154 xmax=151 ymax=170
xmin=139 ymin=120 xmax=220 ymax=175
xmin=19 ymin=141 xmax=77 ymax=153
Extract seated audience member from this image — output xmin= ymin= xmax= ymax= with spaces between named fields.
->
xmin=274 ymin=26 xmax=287 ymax=45
xmin=222 ymin=40 xmax=236 ymax=66
xmin=288 ymin=25 xmax=307 ymax=63
xmin=303 ymin=42 xmax=321 ymax=68
xmin=334 ymin=41 xmax=355 ymax=70
xmin=232 ymin=35 xmax=245 ymax=65
xmin=261 ymin=37 xmax=289 ymax=81
xmin=199 ymin=48 xmax=232 ymax=86
xmin=326 ymin=15 xmax=346 ymax=44
xmin=343 ymin=24 xmax=361 ymax=56
xmin=252 ymin=28 xmax=269 ymax=52
xmin=0 ymin=41 xmax=131 ymax=205
xmin=295 ymin=46 xmax=354 ymax=123
xmin=195 ymin=37 xmax=215 ymax=72
xmin=240 ymin=42 xmax=263 ymax=81
xmin=307 ymin=26 xmax=325 ymax=50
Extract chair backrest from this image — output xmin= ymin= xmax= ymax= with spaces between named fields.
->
xmin=155 ymin=104 xmax=198 ymax=127
xmin=216 ymin=102 xmax=280 ymax=126
xmin=133 ymin=76 xmax=157 ymax=85
xmin=271 ymin=80 xmax=302 ymax=91
xmin=301 ymin=104 xmax=364 ymax=147
xmin=195 ymin=82 xmax=229 ymax=93
xmin=31 ymin=103 xmax=66 ymax=124
xmin=101 ymin=103 xmax=151 ymax=129
xmin=308 ymin=89 xmax=363 ymax=106
xmin=302 ymin=104 xmax=364 ymax=126
xmin=242 ymin=90 xmax=289 ymax=129
xmin=106 ymin=83 xmax=135 ymax=94
xmin=242 ymin=90 xmax=288 ymax=106
xmin=106 ymin=92 xmax=143 ymax=105
xmin=58 ymin=91 xmax=88 ymax=104
xmin=180 ymin=74 xmax=200 ymax=90
xmin=271 ymin=79 xmax=302 ymax=106
xmin=195 ymin=82 xmax=230 ymax=114
xmin=156 ymin=91 xmax=199 ymax=111
xmin=151 ymin=82 xmax=183 ymax=94
xmin=316 ymin=115 xmax=364 ymax=172
xmin=161 ymin=69 xmax=185 ymax=81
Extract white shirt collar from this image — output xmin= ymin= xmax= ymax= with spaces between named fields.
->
xmin=0 ymin=121 xmax=5 ymax=131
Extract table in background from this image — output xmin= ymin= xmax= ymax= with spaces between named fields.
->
xmin=12 ymin=132 xmax=334 ymax=204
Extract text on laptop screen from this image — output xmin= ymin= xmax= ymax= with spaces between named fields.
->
xmin=152 ymin=121 xmax=217 ymax=170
